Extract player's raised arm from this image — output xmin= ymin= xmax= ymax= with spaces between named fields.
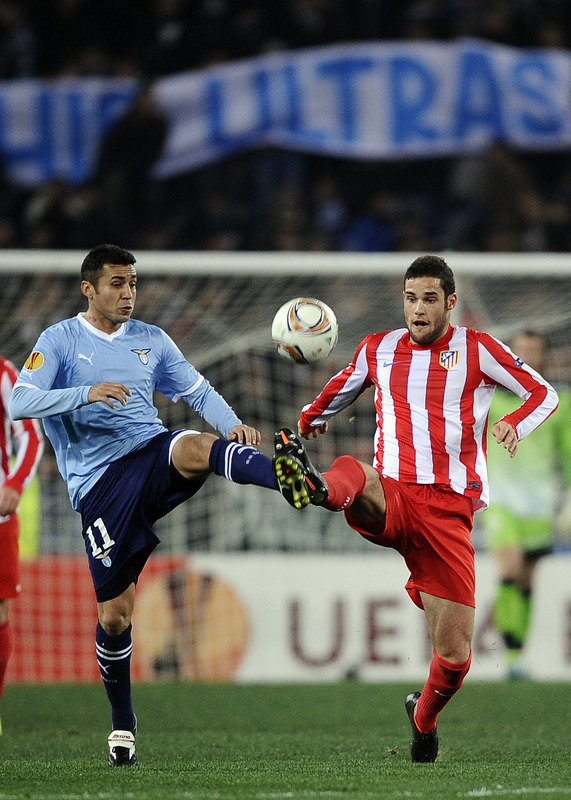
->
xmin=298 ymin=337 xmax=373 ymax=436
xmin=298 ymin=421 xmax=328 ymax=439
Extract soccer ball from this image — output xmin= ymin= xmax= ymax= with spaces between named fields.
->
xmin=271 ymin=297 xmax=338 ymax=364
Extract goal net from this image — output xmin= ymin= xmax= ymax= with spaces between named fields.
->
xmin=1 ymin=251 xmax=570 ymax=556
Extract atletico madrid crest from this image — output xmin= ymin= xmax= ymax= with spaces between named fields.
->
xmin=439 ymin=350 xmax=459 ymax=370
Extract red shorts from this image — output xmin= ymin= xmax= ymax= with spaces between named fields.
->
xmin=0 ymin=514 xmax=21 ymax=600
xmin=345 ymin=475 xmax=475 ymax=610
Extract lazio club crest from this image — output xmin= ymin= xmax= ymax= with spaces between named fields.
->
xmin=439 ymin=350 xmax=459 ymax=370
xmin=131 ymin=348 xmax=151 ymax=365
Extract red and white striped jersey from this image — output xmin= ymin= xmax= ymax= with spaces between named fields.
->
xmin=1 ymin=356 xmax=43 ymax=519
xmin=299 ymin=325 xmax=559 ymax=511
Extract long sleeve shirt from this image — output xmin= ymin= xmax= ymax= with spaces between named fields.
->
xmin=299 ymin=325 xmax=559 ymax=511
xmin=9 ymin=314 xmax=241 ymax=509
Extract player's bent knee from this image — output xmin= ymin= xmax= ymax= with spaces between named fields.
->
xmin=171 ymin=431 xmax=218 ymax=480
xmin=435 ymin=642 xmax=472 ymax=665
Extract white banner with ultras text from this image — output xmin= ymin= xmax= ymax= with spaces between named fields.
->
xmin=1 ymin=39 xmax=570 ymax=188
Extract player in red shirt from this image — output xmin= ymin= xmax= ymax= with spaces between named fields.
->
xmin=273 ymin=255 xmax=558 ymax=762
xmin=0 ymin=356 xmax=43 ymax=733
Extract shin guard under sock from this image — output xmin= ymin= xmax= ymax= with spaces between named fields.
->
xmin=96 ymin=622 xmax=136 ymax=732
xmin=209 ymin=438 xmax=277 ymax=490
xmin=322 ymin=455 xmax=367 ymax=511
xmin=415 ymin=650 xmax=472 ymax=733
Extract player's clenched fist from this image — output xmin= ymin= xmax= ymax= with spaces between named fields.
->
xmin=88 ymin=382 xmax=132 ymax=409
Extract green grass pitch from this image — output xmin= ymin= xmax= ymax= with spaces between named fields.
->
xmin=0 ymin=682 xmax=569 ymax=800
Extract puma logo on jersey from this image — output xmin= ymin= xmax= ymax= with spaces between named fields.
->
xmin=78 ymin=352 xmax=95 ymax=366
xmin=131 ymin=348 xmax=151 ymax=365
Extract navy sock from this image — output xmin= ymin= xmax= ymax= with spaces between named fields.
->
xmin=209 ymin=439 xmax=278 ymax=490
xmin=96 ymin=622 xmax=136 ymax=732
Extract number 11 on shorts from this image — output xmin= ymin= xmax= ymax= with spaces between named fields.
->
xmin=86 ymin=517 xmax=116 ymax=559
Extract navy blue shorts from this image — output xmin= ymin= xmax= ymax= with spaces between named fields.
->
xmin=78 ymin=430 xmax=205 ymax=602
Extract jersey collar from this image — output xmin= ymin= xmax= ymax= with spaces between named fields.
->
xmin=77 ymin=312 xmax=127 ymax=341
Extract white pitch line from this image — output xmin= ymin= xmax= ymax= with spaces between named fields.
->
xmin=464 ymin=788 xmax=571 ymax=797
xmin=0 ymin=792 xmax=424 ymax=800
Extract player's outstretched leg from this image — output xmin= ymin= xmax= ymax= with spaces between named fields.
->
xmin=273 ymin=428 xmax=328 ymax=509
xmin=405 ymin=692 xmax=439 ymax=763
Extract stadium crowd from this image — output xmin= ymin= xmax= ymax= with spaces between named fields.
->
xmin=0 ymin=0 xmax=570 ymax=253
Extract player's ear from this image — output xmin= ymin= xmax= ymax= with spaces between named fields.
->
xmin=447 ymin=293 xmax=458 ymax=311
xmin=81 ymin=280 xmax=94 ymax=300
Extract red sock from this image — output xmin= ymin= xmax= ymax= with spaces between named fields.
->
xmin=0 ymin=620 xmax=14 ymax=702
xmin=415 ymin=650 xmax=472 ymax=733
xmin=322 ymin=455 xmax=367 ymax=511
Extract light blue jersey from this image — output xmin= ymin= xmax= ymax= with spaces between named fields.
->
xmin=10 ymin=313 xmax=241 ymax=509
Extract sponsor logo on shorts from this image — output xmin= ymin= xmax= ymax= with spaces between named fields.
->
xmin=23 ymin=351 xmax=44 ymax=370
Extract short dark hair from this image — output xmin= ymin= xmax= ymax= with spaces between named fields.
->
xmin=404 ymin=255 xmax=456 ymax=299
xmin=81 ymin=244 xmax=136 ymax=286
